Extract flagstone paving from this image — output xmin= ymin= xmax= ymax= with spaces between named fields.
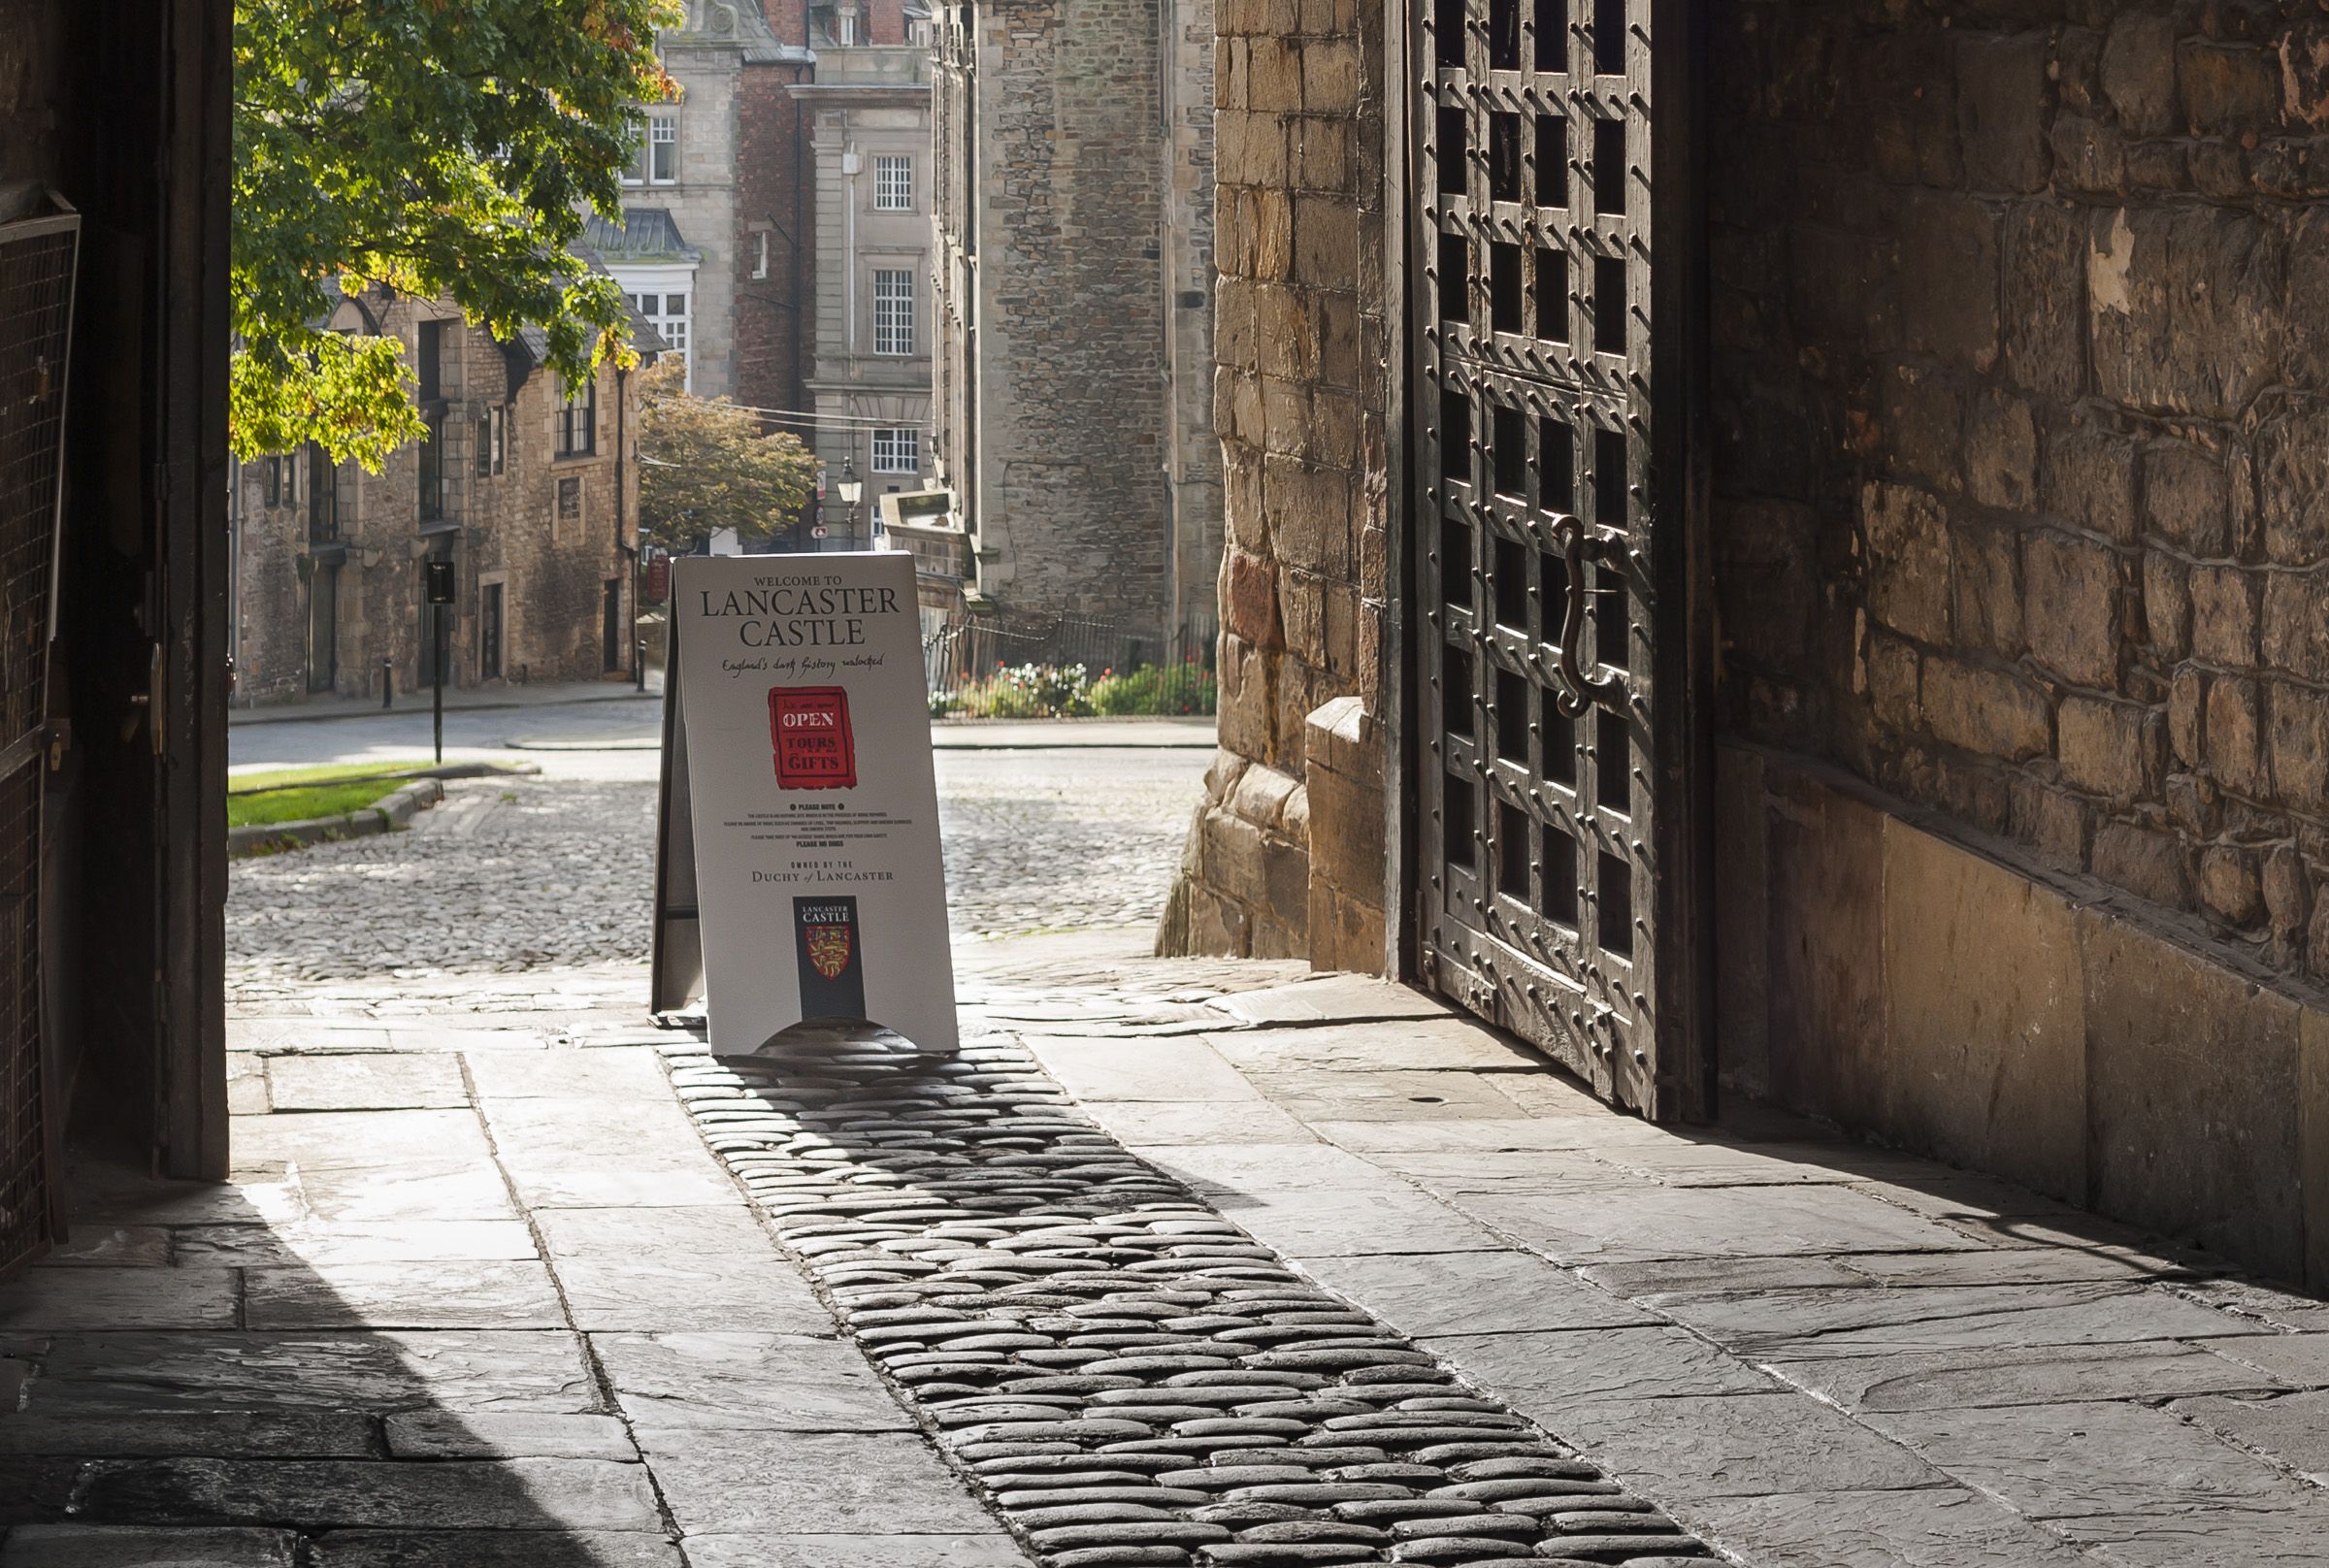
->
xmin=18 ymin=730 xmax=2329 ymax=1565
xmin=13 ymin=940 xmax=2329 ymax=1563
xmin=946 ymin=934 xmax=2329 ymax=1568
xmin=2 ymin=966 xmax=1028 ymax=1568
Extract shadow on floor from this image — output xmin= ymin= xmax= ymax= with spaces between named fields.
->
xmin=0 ymin=1149 xmax=676 ymax=1567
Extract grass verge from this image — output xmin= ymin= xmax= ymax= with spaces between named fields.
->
xmin=227 ymin=779 xmax=411 ymax=830
xmin=228 ymin=760 xmax=435 ymax=794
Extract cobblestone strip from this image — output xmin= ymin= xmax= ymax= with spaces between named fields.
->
xmin=667 ymin=1036 xmax=1723 ymax=1568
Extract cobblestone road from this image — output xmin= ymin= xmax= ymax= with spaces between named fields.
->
xmin=935 ymin=748 xmax=1204 ymax=938
xmin=226 ymin=741 xmax=1208 ymax=989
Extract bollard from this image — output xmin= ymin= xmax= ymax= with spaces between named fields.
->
xmin=636 ymin=637 xmax=646 ymax=693
xmin=380 ymin=658 xmax=393 ymax=709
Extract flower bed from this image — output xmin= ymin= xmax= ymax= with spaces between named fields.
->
xmin=931 ymin=658 xmax=1218 ymax=720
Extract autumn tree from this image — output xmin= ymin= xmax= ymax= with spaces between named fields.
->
xmin=635 ymin=356 xmax=818 ymax=551
xmin=232 ymin=0 xmax=681 ymax=469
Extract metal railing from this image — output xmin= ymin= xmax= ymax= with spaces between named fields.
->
xmin=924 ymin=610 xmax=1219 ymax=717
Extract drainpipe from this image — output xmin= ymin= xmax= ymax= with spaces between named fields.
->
xmin=796 ymin=33 xmax=811 ymax=436
xmin=841 ymin=114 xmax=861 ymax=491
xmin=843 ymin=119 xmax=859 ymax=366
xmin=1157 ymin=0 xmax=1183 ymax=637
xmin=617 ymin=362 xmax=635 ymax=678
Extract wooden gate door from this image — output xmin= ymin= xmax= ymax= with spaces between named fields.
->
xmin=1409 ymin=0 xmax=1708 ymax=1119
xmin=0 ymin=198 xmax=79 ymax=1276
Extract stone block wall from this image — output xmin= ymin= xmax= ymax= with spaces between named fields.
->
xmin=1303 ymin=695 xmax=1385 ymax=971
xmin=1167 ymin=0 xmax=1226 ymax=631
xmin=931 ymin=0 xmax=1222 ymax=639
xmin=1159 ymin=0 xmax=1392 ymax=964
xmin=232 ymin=466 xmax=317 ymax=705
xmin=1726 ymin=741 xmax=2329 ymax=1290
xmin=233 ymin=296 xmax=639 ymax=703
xmin=1712 ymin=1 xmax=2329 ymax=987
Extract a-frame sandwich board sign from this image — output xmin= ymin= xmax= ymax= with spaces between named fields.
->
xmin=650 ymin=551 xmax=958 ymax=1052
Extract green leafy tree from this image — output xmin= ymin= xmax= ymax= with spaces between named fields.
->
xmin=635 ymin=356 xmax=818 ymax=550
xmin=233 ymin=0 xmax=682 ymax=469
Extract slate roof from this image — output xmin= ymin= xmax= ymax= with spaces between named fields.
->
xmin=582 ymin=209 xmax=703 ymax=266
xmin=498 ymin=252 xmax=668 ymax=402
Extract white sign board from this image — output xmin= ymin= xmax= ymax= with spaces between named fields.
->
xmin=652 ymin=552 xmax=957 ymax=1052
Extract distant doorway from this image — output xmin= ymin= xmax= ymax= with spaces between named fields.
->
xmin=480 ymin=583 xmax=505 ymax=682
xmin=306 ymin=563 xmax=338 ymax=693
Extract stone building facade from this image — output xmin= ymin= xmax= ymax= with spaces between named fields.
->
xmin=797 ymin=15 xmax=938 ymax=542
xmin=600 ymin=1 xmax=814 ymax=403
xmin=230 ymin=293 xmax=646 ymax=704
xmin=1170 ymin=0 xmax=2329 ymax=1289
xmin=605 ymin=0 xmax=933 ymax=549
xmin=930 ymin=0 xmax=1221 ymax=637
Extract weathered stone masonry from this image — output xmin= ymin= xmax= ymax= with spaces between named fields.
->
xmin=1173 ymin=0 xmax=2329 ymax=1288
xmin=1706 ymin=1 xmax=2329 ymax=1288
xmin=1161 ymin=0 xmax=1392 ymax=966
xmin=1713 ymin=2 xmax=2329 ymax=985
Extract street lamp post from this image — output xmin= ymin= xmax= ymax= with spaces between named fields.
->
xmin=836 ymin=458 xmax=864 ymax=552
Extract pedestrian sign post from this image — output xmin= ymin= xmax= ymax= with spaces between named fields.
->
xmin=650 ymin=551 xmax=957 ymax=1052
xmin=423 ymin=558 xmax=454 ymax=764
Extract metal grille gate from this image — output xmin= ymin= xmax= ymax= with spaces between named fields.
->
xmin=0 ymin=199 xmax=80 ymax=1277
xmin=1409 ymin=0 xmax=1705 ymax=1118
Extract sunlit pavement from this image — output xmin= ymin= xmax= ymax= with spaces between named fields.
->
xmin=10 ymin=726 xmax=2329 ymax=1565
